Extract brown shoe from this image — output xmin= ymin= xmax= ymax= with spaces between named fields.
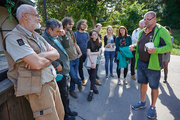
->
xmin=82 ymin=80 xmax=86 ymax=86
xmin=78 ymin=85 xmax=82 ymax=92
xmin=70 ymin=91 xmax=78 ymax=99
xmin=95 ymin=80 xmax=102 ymax=86
xmin=131 ymin=75 xmax=136 ymax=80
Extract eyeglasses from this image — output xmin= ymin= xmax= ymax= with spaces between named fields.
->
xmin=81 ymin=24 xmax=87 ymax=26
xmin=92 ymin=33 xmax=97 ymax=36
xmin=26 ymin=13 xmax=40 ymax=18
xmin=144 ymin=16 xmax=154 ymax=21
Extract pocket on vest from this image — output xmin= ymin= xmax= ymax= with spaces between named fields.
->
xmin=17 ymin=70 xmax=42 ymax=96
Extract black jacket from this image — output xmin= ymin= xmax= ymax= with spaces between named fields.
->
xmin=104 ymin=35 xmax=116 ymax=47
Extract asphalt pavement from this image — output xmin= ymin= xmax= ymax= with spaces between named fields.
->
xmin=69 ymin=54 xmax=180 ymax=120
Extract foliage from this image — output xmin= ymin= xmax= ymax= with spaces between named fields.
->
xmin=108 ymin=1 xmax=147 ymax=34
xmin=161 ymin=0 xmax=180 ymax=29
xmin=137 ymin=0 xmax=180 ymax=29
xmin=36 ymin=0 xmax=115 ymax=28
xmin=5 ymin=0 xmax=15 ymax=22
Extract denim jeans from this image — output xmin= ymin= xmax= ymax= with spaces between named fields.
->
xmin=104 ymin=51 xmax=115 ymax=75
xmin=69 ymin=58 xmax=81 ymax=92
xmin=137 ymin=60 xmax=161 ymax=89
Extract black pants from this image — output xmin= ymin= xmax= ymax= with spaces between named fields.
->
xmin=96 ymin=64 xmax=99 ymax=78
xmin=88 ymin=67 xmax=98 ymax=90
xmin=116 ymin=62 xmax=128 ymax=78
xmin=131 ymin=51 xmax=136 ymax=75
xmin=79 ymin=53 xmax=87 ymax=81
xmin=57 ymin=75 xmax=71 ymax=117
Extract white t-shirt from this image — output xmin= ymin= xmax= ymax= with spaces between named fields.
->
xmin=104 ymin=36 xmax=115 ymax=51
xmin=132 ymin=28 xmax=143 ymax=45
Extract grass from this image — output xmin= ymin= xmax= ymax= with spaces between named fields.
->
xmin=171 ymin=29 xmax=180 ymax=55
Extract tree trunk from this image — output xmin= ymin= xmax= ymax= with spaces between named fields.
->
xmin=90 ymin=12 xmax=96 ymax=28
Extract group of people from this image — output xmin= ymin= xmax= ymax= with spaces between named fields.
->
xmin=3 ymin=4 xmax=173 ymax=120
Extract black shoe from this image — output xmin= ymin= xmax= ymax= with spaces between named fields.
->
xmin=69 ymin=111 xmax=78 ymax=116
xmin=78 ymin=85 xmax=82 ymax=92
xmin=64 ymin=115 xmax=75 ymax=120
xmin=93 ymin=86 xmax=99 ymax=94
xmin=70 ymin=91 xmax=78 ymax=99
xmin=87 ymin=92 xmax=93 ymax=101
xmin=163 ymin=76 xmax=167 ymax=83
xmin=96 ymin=75 xmax=100 ymax=80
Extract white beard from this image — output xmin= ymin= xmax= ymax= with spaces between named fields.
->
xmin=34 ymin=23 xmax=41 ymax=29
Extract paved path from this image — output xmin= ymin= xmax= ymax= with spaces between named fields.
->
xmin=1 ymin=52 xmax=180 ymax=120
xmin=69 ymin=54 xmax=180 ymax=120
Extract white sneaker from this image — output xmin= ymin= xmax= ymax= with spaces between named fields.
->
xmin=118 ymin=80 xmax=123 ymax=85
xmin=124 ymin=78 xmax=128 ymax=84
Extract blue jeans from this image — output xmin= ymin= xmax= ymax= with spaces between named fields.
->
xmin=104 ymin=51 xmax=115 ymax=75
xmin=69 ymin=58 xmax=81 ymax=92
xmin=137 ymin=60 xmax=161 ymax=89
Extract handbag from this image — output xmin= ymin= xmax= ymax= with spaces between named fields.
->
xmin=86 ymin=55 xmax=98 ymax=68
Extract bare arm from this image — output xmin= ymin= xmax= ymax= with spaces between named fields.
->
xmin=75 ymin=43 xmax=82 ymax=58
xmin=22 ymin=53 xmax=52 ymax=70
xmin=38 ymin=49 xmax=60 ymax=61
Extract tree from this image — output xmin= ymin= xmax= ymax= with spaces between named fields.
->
xmin=107 ymin=1 xmax=147 ymax=34
xmin=161 ymin=0 xmax=180 ymax=29
xmin=36 ymin=0 xmax=115 ymax=27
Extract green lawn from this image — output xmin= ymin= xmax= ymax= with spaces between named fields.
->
xmin=171 ymin=29 xmax=180 ymax=55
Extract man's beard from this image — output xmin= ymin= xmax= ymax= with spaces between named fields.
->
xmin=80 ymin=27 xmax=85 ymax=31
xmin=29 ymin=20 xmax=41 ymax=29
xmin=35 ymin=23 xmax=41 ymax=29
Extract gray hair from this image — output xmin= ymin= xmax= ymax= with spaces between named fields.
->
xmin=16 ymin=4 xmax=32 ymax=22
xmin=144 ymin=11 xmax=156 ymax=17
xmin=46 ymin=18 xmax=61 ymax=31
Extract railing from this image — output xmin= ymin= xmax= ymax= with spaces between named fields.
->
xmin=0 ymin=68 xmax=34 ymax=120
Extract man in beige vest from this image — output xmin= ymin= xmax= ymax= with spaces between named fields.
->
xmin=3 ymin=4 xmax=64 ymax=120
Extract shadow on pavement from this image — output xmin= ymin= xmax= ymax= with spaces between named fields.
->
xmin=159 ymin=83 xmax=180 ymax=119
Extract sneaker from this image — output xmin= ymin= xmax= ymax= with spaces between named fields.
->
xmin=124 ymin=78 xmax=128 ymax=84
xmin=93 ymin=86 xmax=99 ymax=94
xmin=110 ymin=74 xmax=114 ymax=77
xmin=78 ymin=85 xmax=82 ymax=92
xmin=87 ymin=92 xmax=93 ymax=101
xmin=95 ymin=80 xmax=102 ymax=86
xmin=163 ymin=76 xmax=167 ymax=83
xmin=82 ymin=80 xmax=86 ymax=86
xmin=131 ymin=75 xmax=136 ymax=80
xmin=118 ymin=80 xmax=123 ymax=85
xmin=147 ymin=106 xmax=156 ymax=119
xmin=132 ymin=101 xmax=146 ymax=110
xmin=70 ymin=91 xmax=78 ymax=99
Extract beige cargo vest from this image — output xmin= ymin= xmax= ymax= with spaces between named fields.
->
xmin=3 ymin=25 xmax=47 ymax=97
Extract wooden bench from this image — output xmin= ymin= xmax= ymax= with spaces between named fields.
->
xmin=0 ymin=68 xmax=34 ymax=120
